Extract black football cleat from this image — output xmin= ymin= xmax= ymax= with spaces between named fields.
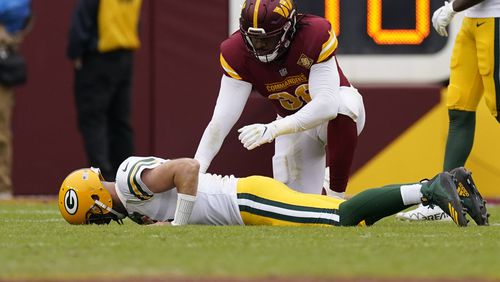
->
xmin=420 ymin=172 xmax=468 ymax=227
xmin=449 ymin=167 xmax=489 ymax=226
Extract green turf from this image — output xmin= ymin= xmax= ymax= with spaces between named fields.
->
xmin=0 ymin=200 xmax=499 ymax=280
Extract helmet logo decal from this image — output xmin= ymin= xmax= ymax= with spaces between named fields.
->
xmin=273 ymin=0 xmax=293 ymax=18
xmin=64 ymin=189 xmax=78 ymax=215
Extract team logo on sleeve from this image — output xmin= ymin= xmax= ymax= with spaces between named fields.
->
xmin=64 ymin=189 xmax=78 ymax=215
xmin=297 ymin=54 xmax=313 ymax=69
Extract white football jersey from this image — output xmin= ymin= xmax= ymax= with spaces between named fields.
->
xmin=465 ymin=0 xmax=500 ymax=18
xmin=115 ymin=156 xmax=244 ymax=225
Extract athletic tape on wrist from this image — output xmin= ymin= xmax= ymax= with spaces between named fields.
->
xmin=171 ymin=193 xmax=197 ymax=226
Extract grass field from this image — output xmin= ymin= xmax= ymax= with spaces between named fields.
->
xmin=0 ymin=199 xmax=499 ymax=281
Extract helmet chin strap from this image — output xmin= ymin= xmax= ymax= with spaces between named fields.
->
xmin=94 ymin=199 xmax=126 ymax=220
xmin=258 ymin=51 xmax=278 ymax=63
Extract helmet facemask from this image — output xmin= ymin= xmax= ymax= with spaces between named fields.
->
xmin=85 ymin=167 xmax=125 ymax=225
xmin=84 ymin=195 xmax=125 ymax=225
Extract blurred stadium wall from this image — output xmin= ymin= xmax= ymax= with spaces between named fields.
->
xmin=13 ymin=0 xmax=500 ymax=199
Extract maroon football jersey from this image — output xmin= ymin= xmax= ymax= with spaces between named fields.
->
xmin=220 ymin=14 xmax=350 ymax=117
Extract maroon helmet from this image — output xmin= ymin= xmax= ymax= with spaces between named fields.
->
xmin=240 ymin=0 xmax=297 ymax=63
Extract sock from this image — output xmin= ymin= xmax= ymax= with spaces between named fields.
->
xmin=443 ymin=110 xmax=475 ymax=171
xmin=400 ymin=183 xmax=423 ymax=205
xmin=339 ymin=184 xmax=414 ymax=226
xmin=327 ymin=114 xmax=357 ymax=193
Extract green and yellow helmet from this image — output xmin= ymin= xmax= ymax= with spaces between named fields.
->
xmin=58 ymin=168 xmax=125 ymax=225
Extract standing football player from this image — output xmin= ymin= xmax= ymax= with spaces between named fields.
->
xmin=195 ymin=0 xmax=365 ymax=199
xmin=398 ymin=0 xmax=496 ymax=221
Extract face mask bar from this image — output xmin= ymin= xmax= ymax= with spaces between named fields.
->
xmin=94 ymin=199 xmax=126 ymax=220
xmin=244 ymin=27 xmax=284 ymax=60
xmin=84 ymin=199 xmax=126 ymax=225
xmin=85 ymin=166 xmax=127 ymax=224
xmin=241 ymin=11 xmax=296 ymax=63
xmin=85 ymin=204 xmax=111 ymax=224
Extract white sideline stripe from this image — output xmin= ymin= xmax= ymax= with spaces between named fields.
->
xmin=0 ymin=218 xmax=63 ymax=223
xmin=0 ymin=209 xmax=59 ymax=214
xmin=237 ymin=198 xmax=339 ymax=222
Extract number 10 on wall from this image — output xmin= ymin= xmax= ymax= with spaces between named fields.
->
xmin=325 ymin=0 xmax=430 ymax=45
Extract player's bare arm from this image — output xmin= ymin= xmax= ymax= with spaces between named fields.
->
xmin=140 ymin=158 xmax=200 ymax=226
xmin=141 ymin=158 xmax=199 ymax=197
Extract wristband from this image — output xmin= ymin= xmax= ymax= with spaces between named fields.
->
xmin=171 ymin=193 xmax=197 ymax=226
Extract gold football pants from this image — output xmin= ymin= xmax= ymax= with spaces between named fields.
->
xmin=448 ymin=17 xmax=500 ymax=118
xmin=236 ymin=176 xmax=344 ymax=226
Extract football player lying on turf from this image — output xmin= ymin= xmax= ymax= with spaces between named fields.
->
xmin=58 ymin=156 xmax=489 ymax=227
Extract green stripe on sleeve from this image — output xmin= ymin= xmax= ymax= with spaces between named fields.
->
xmin=127 ymin=158 xmax=157 ymax=200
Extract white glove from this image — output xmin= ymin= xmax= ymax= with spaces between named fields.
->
xmin=237 ymin=123 xmax=278 ymax=150
xmin=432 ymin=1 xmax=456 ymax=37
